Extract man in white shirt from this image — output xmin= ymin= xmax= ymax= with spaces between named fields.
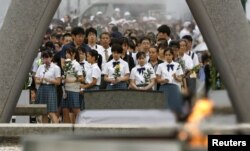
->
xmin=85 ymin=27 xmax=103 ymax=69
xmin=99 ymin=32 xmax=112 ymax=69
xmin=182 ymin=35 xmax=199 ymax=67
xmin=99 ymin=32 xmax=112 ymax=89
xmin=157 ymin=24 xmax=171 ymax=45
xmin=178 ymin=40 xmax=194 ymax=72
xmin=86 ymin=27 xmax=103 ymax=51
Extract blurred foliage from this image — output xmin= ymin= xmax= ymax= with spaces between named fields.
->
xmin=210 ymin=58 xmax=225 ymax=90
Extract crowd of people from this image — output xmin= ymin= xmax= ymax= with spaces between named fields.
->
xmin=29 ymin=10 xmax=211 ymax=124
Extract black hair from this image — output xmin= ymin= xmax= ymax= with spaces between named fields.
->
xmin=45 ymin=41 xmax=55 ymax=50
xmin=110 ymin=38 xmax=120 ymax=46
xmin=139 ymin=36 xmax=151 ymax=44
xmin=56 ymin=34 xmax=62 ymax=40
xmin=169 ymin=40 xmax=180 ymax=49
xmin=157 ymin=41 xmax=168 ymax=50
xmin=164 ymin=47 xmax=174 ymax=56
xmin=136 ymin=51 xmax=146 ymax=59
xmin=50 ymin=32 xmax=57 ymax=38
xmin=30 ymin=87 xmax=37 ymax=93
xmin=86 ymin=27 xmax=97 ymax=37
xmin=111 ymin=44 xmax=123 ymax=54
xmin=66 ymin=46 xmax=76 ymax=54
xmin=42 ymin=51 xmax=53 ymax=58
xmin=130 ymin=36 xmax=138 ymax=46
xmin=66 ymin=46 xmax=79 ymax=61
xmin=46 ymin=28 xmax=52 ymax=35
xmin=182 ymin=35 xmax=193 ymax=42
xmin=120 ymin=37 xmax=129 ymax=46
xmin=88 ymin=49 xmax=99 ymax=61
xmin=77 ymin=46 xmax=86 ymax=54
xmin=111 ymin=26 xmax=119 ymax=32
xmin=63 ymin=33 xmax=72 ymax=39
xmin=201 ymin=52 xmax=210 ymax=64
xmin=157 ymin=24 xmax=171 ymax=36
xmin=40 ymin=45 xmax=47 ymax=52
xmin=71 ymin=27 xmax=85 ymax=36
xmin=128 ymin=38 xmax=136 ymax=50
xmin=77 ymin=46 xmax=86 ymax=62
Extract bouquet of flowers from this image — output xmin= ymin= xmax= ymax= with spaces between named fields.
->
xmin=63 ymin=59 xmax=77 ymax=77
xmin=178 ymin=59 xmax=186 ymax=72
xmin=142 ymin=68 xmax=154 ymax=84
xmin=184 ymin=64 xmax=201 ymax=78
xmin=112 ymin=64 xmax=121 ymax=79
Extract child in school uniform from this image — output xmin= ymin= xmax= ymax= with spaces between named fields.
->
xmin=130 ymin=52 xmax=156 ymax=90
xmin=35 ymin=51 xmax=61 ymax=123
xmin=156 ymin=47 xmax=184 ymax=115
xmin=103 ymin=44 xmax=130 ymax=89
xmin=80 ymin=49 xmax=102 ymax=90
xmin=61 ymin=47 xmax=84 ymax=123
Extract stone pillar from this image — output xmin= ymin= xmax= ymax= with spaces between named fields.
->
xmin=186 ymin=0 xmax=250 ymax=123
xmin=0 ymin=0 xmax=61 ymax=123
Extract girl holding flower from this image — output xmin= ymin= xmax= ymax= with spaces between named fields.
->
xmin=156 ymin=47 xmax=184 ymax=115
xmin=61 ymin=47 xmax=84 ymax=123
xmin=80 ymin=49 xmax=101 ymax=90
xmin=103 ymin=44 xmax=130 ymax=89
xmin=130 ymin=52 xmax=156 ymax=90
xmin=77 ymin=46 xmax=91 ymax=110
xmin=35 ymin=51 xmax=61 ymax=123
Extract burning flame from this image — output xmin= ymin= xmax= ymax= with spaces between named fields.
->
xmin=179 ymin=98 xmax=214 ymax=148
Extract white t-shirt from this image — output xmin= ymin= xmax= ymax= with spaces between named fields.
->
xmin=85 ymin=63 xmax=101 ymax=85
xmin=88 ymin=44 xmax=103 ymax=51
xmin=102 ymin=58 xmax=130 ymax=79
xmin=186 ymin=50 xmax=199 ymax=66
xmin=180 ymin=53 xmax=194 ymax=71
xmin=35 ymin=62 xmax=61 ymax=84
xmin=64 ymin=60 xmax=83 ymax=92
xmin=79 ymin=60 xmax=92 ymax=76
xmin=130 ymin=64 xmax=156 ymax=85
xmin=156 ymin=61 xmax=183 ymax=89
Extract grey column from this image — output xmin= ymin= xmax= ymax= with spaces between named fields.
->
xmin=186 ymin=0 xmax=250 ymax=123
xmin=0 ymin=0 xmax=61 ymax=123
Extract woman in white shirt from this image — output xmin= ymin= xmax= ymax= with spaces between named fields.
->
xmin=80 ymin=49 xmax=101 ymax=90
xmin=61 ymin=47 xmax=84 ymax=123
xmin=156 ymin=47 xmax=184 ymax=115
xmin=35 ymin=51 xmax=61 ymax=123
xmin=103 ymin=44 xmax=130 ymax=89
xmin=130 ymin=52 xmax=155 ymax=90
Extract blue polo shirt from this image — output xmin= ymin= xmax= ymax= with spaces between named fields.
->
xmin=60 ymin=41 xmax=91 ymax=59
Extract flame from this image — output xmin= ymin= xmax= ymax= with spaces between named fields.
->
xmin=179 ymin=98 xmax=214 ymax=148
